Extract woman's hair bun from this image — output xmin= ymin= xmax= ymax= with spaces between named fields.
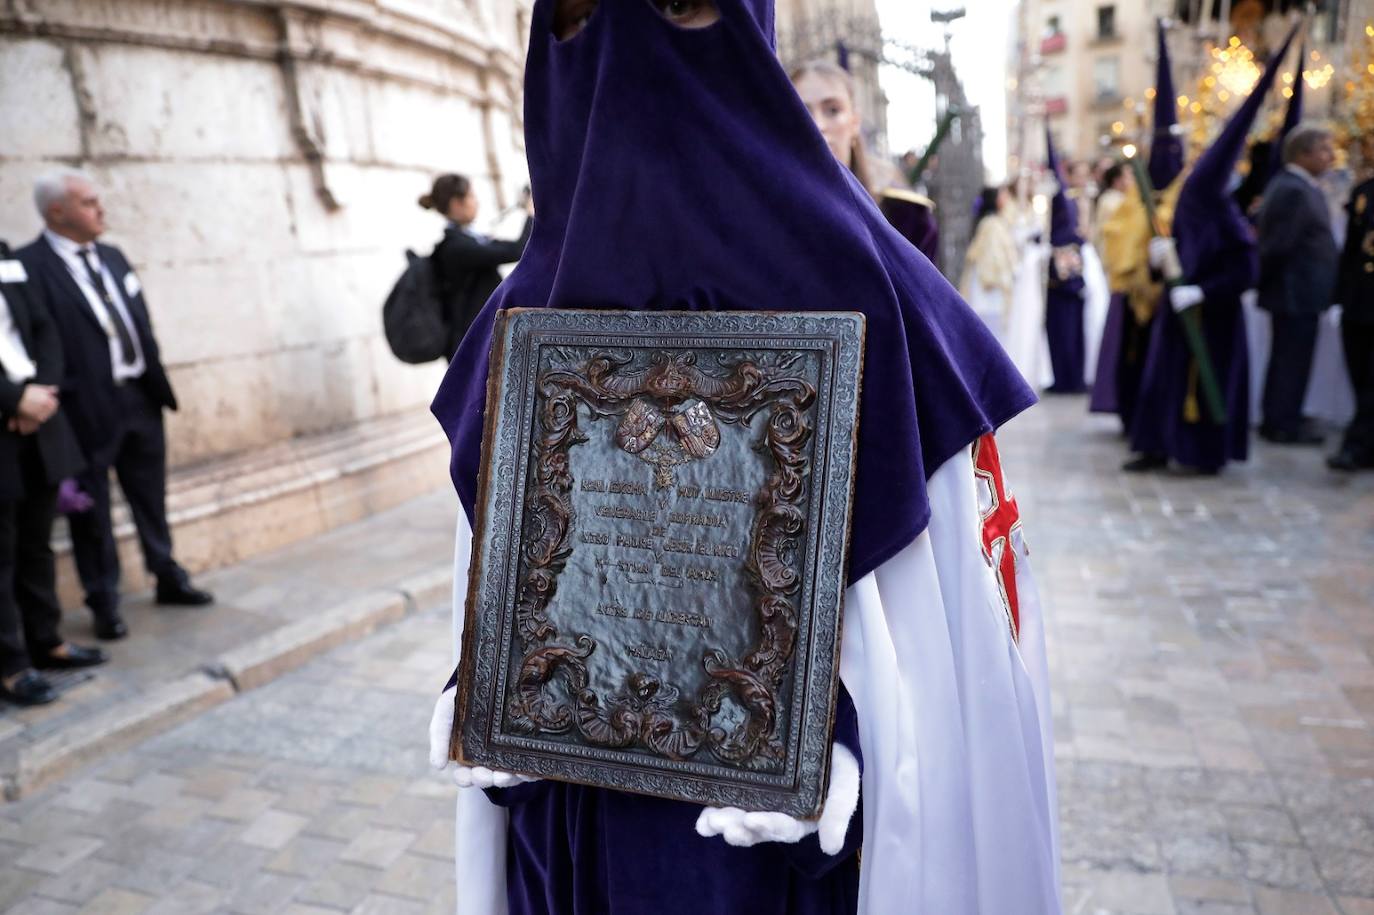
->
xmin=418 ymin=193 xmax=435 ymax=211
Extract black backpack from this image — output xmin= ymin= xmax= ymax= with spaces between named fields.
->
xmin=382 ymin=250 xmax=448 ymax=364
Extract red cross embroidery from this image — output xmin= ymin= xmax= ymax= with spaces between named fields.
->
xmin=973 ymin=434 xmax=1022 ymax=642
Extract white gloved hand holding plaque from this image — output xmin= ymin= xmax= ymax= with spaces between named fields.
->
xmin=430 ymin=687 xmax=540 ymax=789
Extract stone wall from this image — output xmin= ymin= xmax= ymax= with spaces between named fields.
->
xmin=0 ymin=0 xmax=532 ymax=470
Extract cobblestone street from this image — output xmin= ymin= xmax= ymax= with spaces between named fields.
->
xmin=0 ymin=395 xmax=1372 ymax=914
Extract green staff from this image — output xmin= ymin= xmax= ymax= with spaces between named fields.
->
xmin=907 ymin=108 xmax=960 ymax=187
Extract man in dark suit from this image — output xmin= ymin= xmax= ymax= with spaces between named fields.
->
xmin=1329 ymin=175 xmax=1374 ymax=471
xmin=0 ymin=240 xmax=106 ymax=706
xmin=18 ymin=169 xmax=212 ymax=641
xmin=1256 ymin=125 xmax=1339 ymax=445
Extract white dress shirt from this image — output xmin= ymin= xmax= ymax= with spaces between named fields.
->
xmin=43 ymin=229 xmax=147 ymax=382
xmin=0 ymin=288 xmax=38 ymax=385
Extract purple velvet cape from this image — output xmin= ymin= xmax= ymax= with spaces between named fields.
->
xmin=1129 ymin=24 xmax=1299 ymax=471
xmin=1044 ymin=128 xmax=1087 ymax=392
xmin=432 ymin=0 xmax=1035 ymax=586
xmin=1089 ymin=291 xmax=1149 ymax=429
xmin=430 ymin=2 xmax=1034 ymax=912
xmin=879 ymin=191 xmax=941 ymax=268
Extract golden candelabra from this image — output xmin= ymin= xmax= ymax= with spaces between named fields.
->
xmin=1336 ymin=22 xmax=1374 ymax=175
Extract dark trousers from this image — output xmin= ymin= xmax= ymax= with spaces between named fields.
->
xmin=69 ymin=383 xmax=182 ymax=615
xmin=1341 ymin=319 xmax=1374 ymax=461
xmin=1261 ymin=313 xmax=1320 ymax=436
xmin=0 ymin=440 xmax=63 ymax=678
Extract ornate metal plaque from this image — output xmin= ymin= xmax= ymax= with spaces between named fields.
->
xmin=453 ymin=309 xmax=864 ymax=818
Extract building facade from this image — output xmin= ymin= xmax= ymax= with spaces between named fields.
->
xmin=0 ymin=0 xmax=532 ymax=593
xmin=1009 ymin=0 xmax=1369 ymax=171
xmin=1010 ymin=0 xmax=1170 ymax=165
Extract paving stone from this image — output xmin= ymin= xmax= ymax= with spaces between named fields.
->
xmin=374 ymin=853 xmax=455 ymax=901
xmin=141 ymin=880 xmax=226 ymax=915
xmin=339 ymin=827 xmax=418 ymax=870
xmin=4 ymin=898 xmax=82 ymax=915
xmin=295 ymin=860 xmax=383 ymax=911
xmin=350 ymin=894 xmax=430 ymax=915
xmin=1252 ymin=886 xmax=1341 ymax=915
xmin=1170 ymin=876 xmax=1252 ymax=904
xmin=75 ymin=888 xmax=154 ymax=915
xmin=240 ymin=809 xmax=311 ymax=850
xmin=1318 ymin=851 xmax=1374 ymax=898
xmin=1234 ymin=841 xmax=1327 ymax=892
xmin=265 ymin=835 xmax=349 ymax=877
xmin=15 ymin=835 xmax=104 ymax=876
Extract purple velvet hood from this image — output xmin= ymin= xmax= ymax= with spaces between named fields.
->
xmin=1149 ymin=19 xmax=1185 ymax=191
xmin=1174 ymin=23 xmax=1299 ymax=286
xmin=430 ymin=0 xmax=1035 ymax=583
xmin=1045 ymin=126 xmax=1081 ymax=247
xmin=1265 ymin=40 xmax=1305 ymax=189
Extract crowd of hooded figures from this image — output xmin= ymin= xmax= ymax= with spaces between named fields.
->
xmin=962 ymin=17 xmax=1374 ymax=478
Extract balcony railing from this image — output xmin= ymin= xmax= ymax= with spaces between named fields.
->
xmin=1040 ymin=32 xmax=1066 ymax=55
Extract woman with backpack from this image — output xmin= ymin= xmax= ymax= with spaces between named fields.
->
xmin=420 ymin=174 xmax=532 ymax=357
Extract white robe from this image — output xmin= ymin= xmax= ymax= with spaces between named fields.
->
xmin=1004 ymin=239 xmax=1054 ymax=390
xmin=448 ymin=446 xmax=1062 ymax=914
xmin=1081 ymin=242 xmax=1112 ymax=385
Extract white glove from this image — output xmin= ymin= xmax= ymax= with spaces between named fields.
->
xmin=1169 ymin=284 xmax=1205 ymax=313
xmin=694 ymin=742 xmax=860 ymax=855
xmin=1148 ymin=237 xmax=1175 ymax=270
xmin=429 ymin=687 xmax=540 ymax=789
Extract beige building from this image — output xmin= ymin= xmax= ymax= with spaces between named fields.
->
xmin=1010 ymin=0 xmax=1370 ymax=172
xmin=0 ymin=0 xmax=532 ymax=598
xmin=1011 ymin=0 xmax=1171 ymax=165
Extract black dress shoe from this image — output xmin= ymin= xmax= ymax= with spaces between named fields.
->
xmin=1261 ymin=427 xmax=1325 ymax=446
xmin=93 ymin=613 xmax=128 ymax=641
xmin=1327 ymin=450 xmax=1366 ymax=472
xmin=1123 ymin=453 xmax=1168 ymax=472
xmin=156 ymin=579 xmax=214 ymax=607
xmin=0 ymin=670 xmax=58 ymax=706
xmin=33 ymin=644 xmax=108 ymax=670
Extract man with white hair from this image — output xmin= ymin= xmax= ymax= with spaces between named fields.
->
xmin=18 ymin=168 xmax=212 ymax=641
xmin=1256 ymin=123 xmax=1339 ymax=445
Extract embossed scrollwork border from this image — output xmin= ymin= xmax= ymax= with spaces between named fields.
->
xmin=501 ymin=346 xmax=818 ymax=771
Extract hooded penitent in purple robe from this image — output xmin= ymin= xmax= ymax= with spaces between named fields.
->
xmin=1128 ymin=24 xmax=1299 ymax=472
xmin=1091 ymin=19 xmax=1180 ymax=424
xmin=1044 ymin=128 xmax=1087 ymax=393
xmin=429 ymin=2 xmax=1057 ymax=913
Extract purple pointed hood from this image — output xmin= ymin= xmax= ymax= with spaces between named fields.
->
xmin=1046 ymin=126 xmax=1082 ymax=246
xmin=1265 ymin=41 xmax=1306 ymax=187
xmin=429 ymin=0 xmax=1035 ymax=583
xmin=1148 ymin=19 xmax=1185 ymax=190
xmin=1174 ymin=22 xmax=1300 ymax=280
